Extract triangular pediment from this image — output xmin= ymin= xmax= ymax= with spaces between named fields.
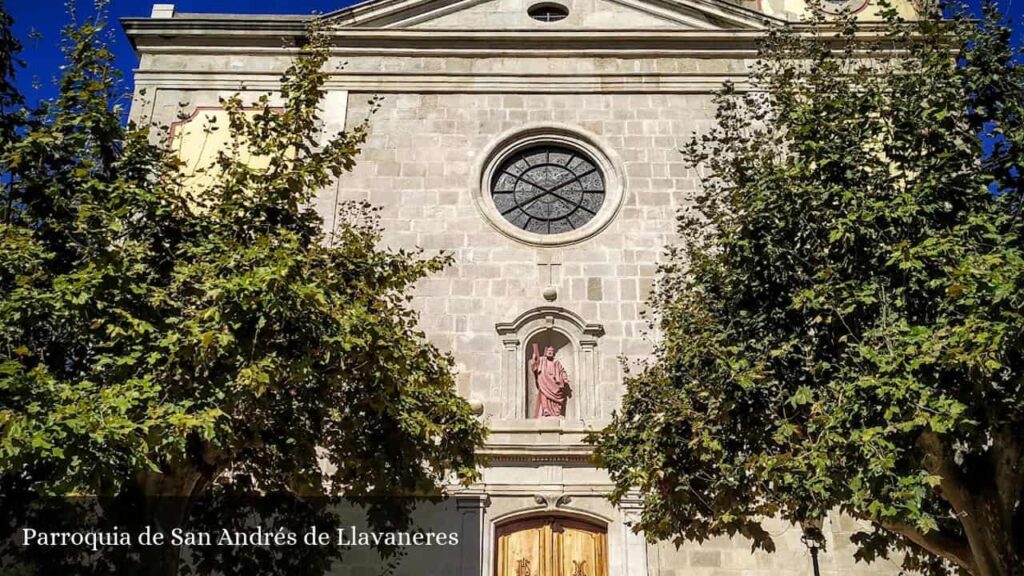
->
xmin=323 ymin=0 xmax=774 ymax=29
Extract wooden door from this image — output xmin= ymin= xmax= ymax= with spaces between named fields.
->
xmin=553 ymin=518 xmax=607 ymax=576
xmin=496 ymin=517 xmax=550 ymax=576
xmin=496 ymin=517 xmax=607 ymax=576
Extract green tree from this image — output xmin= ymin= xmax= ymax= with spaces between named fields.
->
xmin=592 ymin=3 xmax=1023 ymax=576
xmin=0 ymin=0 xmax=22 ymax=158
xmin=0 ymin=6 xmax=484 ymax=574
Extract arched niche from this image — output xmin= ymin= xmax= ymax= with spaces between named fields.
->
xmin=495 ymin=307 xmax=604 ymax=420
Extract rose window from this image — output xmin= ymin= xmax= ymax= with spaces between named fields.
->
xmin=490 ymin=145 xmax=606 ymax=235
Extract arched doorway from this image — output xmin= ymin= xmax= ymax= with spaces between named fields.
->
xmin=495 ymin=516 xmax=607 ymax=576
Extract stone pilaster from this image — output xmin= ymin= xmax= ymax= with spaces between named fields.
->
xmin=456 ymin=494 xmax=489 ymax=576
xmin=618 ymin=494 xmax=649 ymax=576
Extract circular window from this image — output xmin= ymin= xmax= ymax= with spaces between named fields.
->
xmin=528 ymin=2 xmax=569 ymax=22
xmin=491 ymin=145 xmax=605 ymax=235
xmin=474 ymin=124 xmax=624 ymax=247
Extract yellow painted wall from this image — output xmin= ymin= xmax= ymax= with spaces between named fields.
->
xmin=169 ymin=107 xmax=273 ymax=196
xmin=757 ymin=0 xmax=921 ymax=22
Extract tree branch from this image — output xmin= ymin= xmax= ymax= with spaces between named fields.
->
xmin=918 ymin=431 xmax=969 ymax=511
xmin=879 ymin=520 xmax=975 ymax=573
xmin=917 ymin=431 xmax=1008 ymax=576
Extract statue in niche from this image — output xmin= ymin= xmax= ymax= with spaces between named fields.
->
xmin=530 ymin=343 xmax=570 ymax=417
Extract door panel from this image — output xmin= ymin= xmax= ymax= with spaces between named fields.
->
xmin=554 ymin=518 xmax=606 ymax=576
xmin=496 ymin=518 xmax=549 ymax=576
xmin=496 ymin=517 xmax=607 ymax=576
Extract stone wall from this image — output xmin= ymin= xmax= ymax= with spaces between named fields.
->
xmin=126 ymin=17 xmax=902 ymax=573
xmin=326 ymin=91 xmax=711 ymax=420
xmin=649 ymin=513 xmax=900 ymax=576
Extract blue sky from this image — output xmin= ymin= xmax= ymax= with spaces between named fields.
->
xmin=5 ymin=0 xmax=1023 ymax=107
xmin=7 ymin=0 xmax=357 ymax=104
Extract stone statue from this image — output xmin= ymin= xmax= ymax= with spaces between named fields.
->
xmin=530 ymin=343 xmax=570 ymax=417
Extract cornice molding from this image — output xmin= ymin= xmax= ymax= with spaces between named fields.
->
xmin=121 ymin=21 xmax=899 ymax=58
xmin=478 ymin=443 xmax=595 ymax=464
xmin=121 ymin=22 xmax=777 ymax=52
xmin=130 ymin=71 xmax=747 ymax=95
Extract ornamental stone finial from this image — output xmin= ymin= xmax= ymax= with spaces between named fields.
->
xmin=543 ymin=286 xmax=558 ymax=301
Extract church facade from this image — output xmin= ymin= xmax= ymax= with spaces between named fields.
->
xmin=124 ymin=1 xmax=916 ymax=574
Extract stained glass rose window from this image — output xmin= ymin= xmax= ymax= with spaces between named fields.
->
xmin=490 ymin=145 xmax=606 ymax=234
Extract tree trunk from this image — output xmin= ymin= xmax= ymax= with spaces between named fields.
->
xmin=135 ymin=465 xmax=208 ymax=576
xmin=915 ymin=431 xmax=1023 ymax=576
xmin=957 ymin=492 xmax=1021 ymax=576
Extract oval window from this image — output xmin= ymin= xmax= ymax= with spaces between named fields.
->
xmin=528 ymin=2 xmax=569 ymax=22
